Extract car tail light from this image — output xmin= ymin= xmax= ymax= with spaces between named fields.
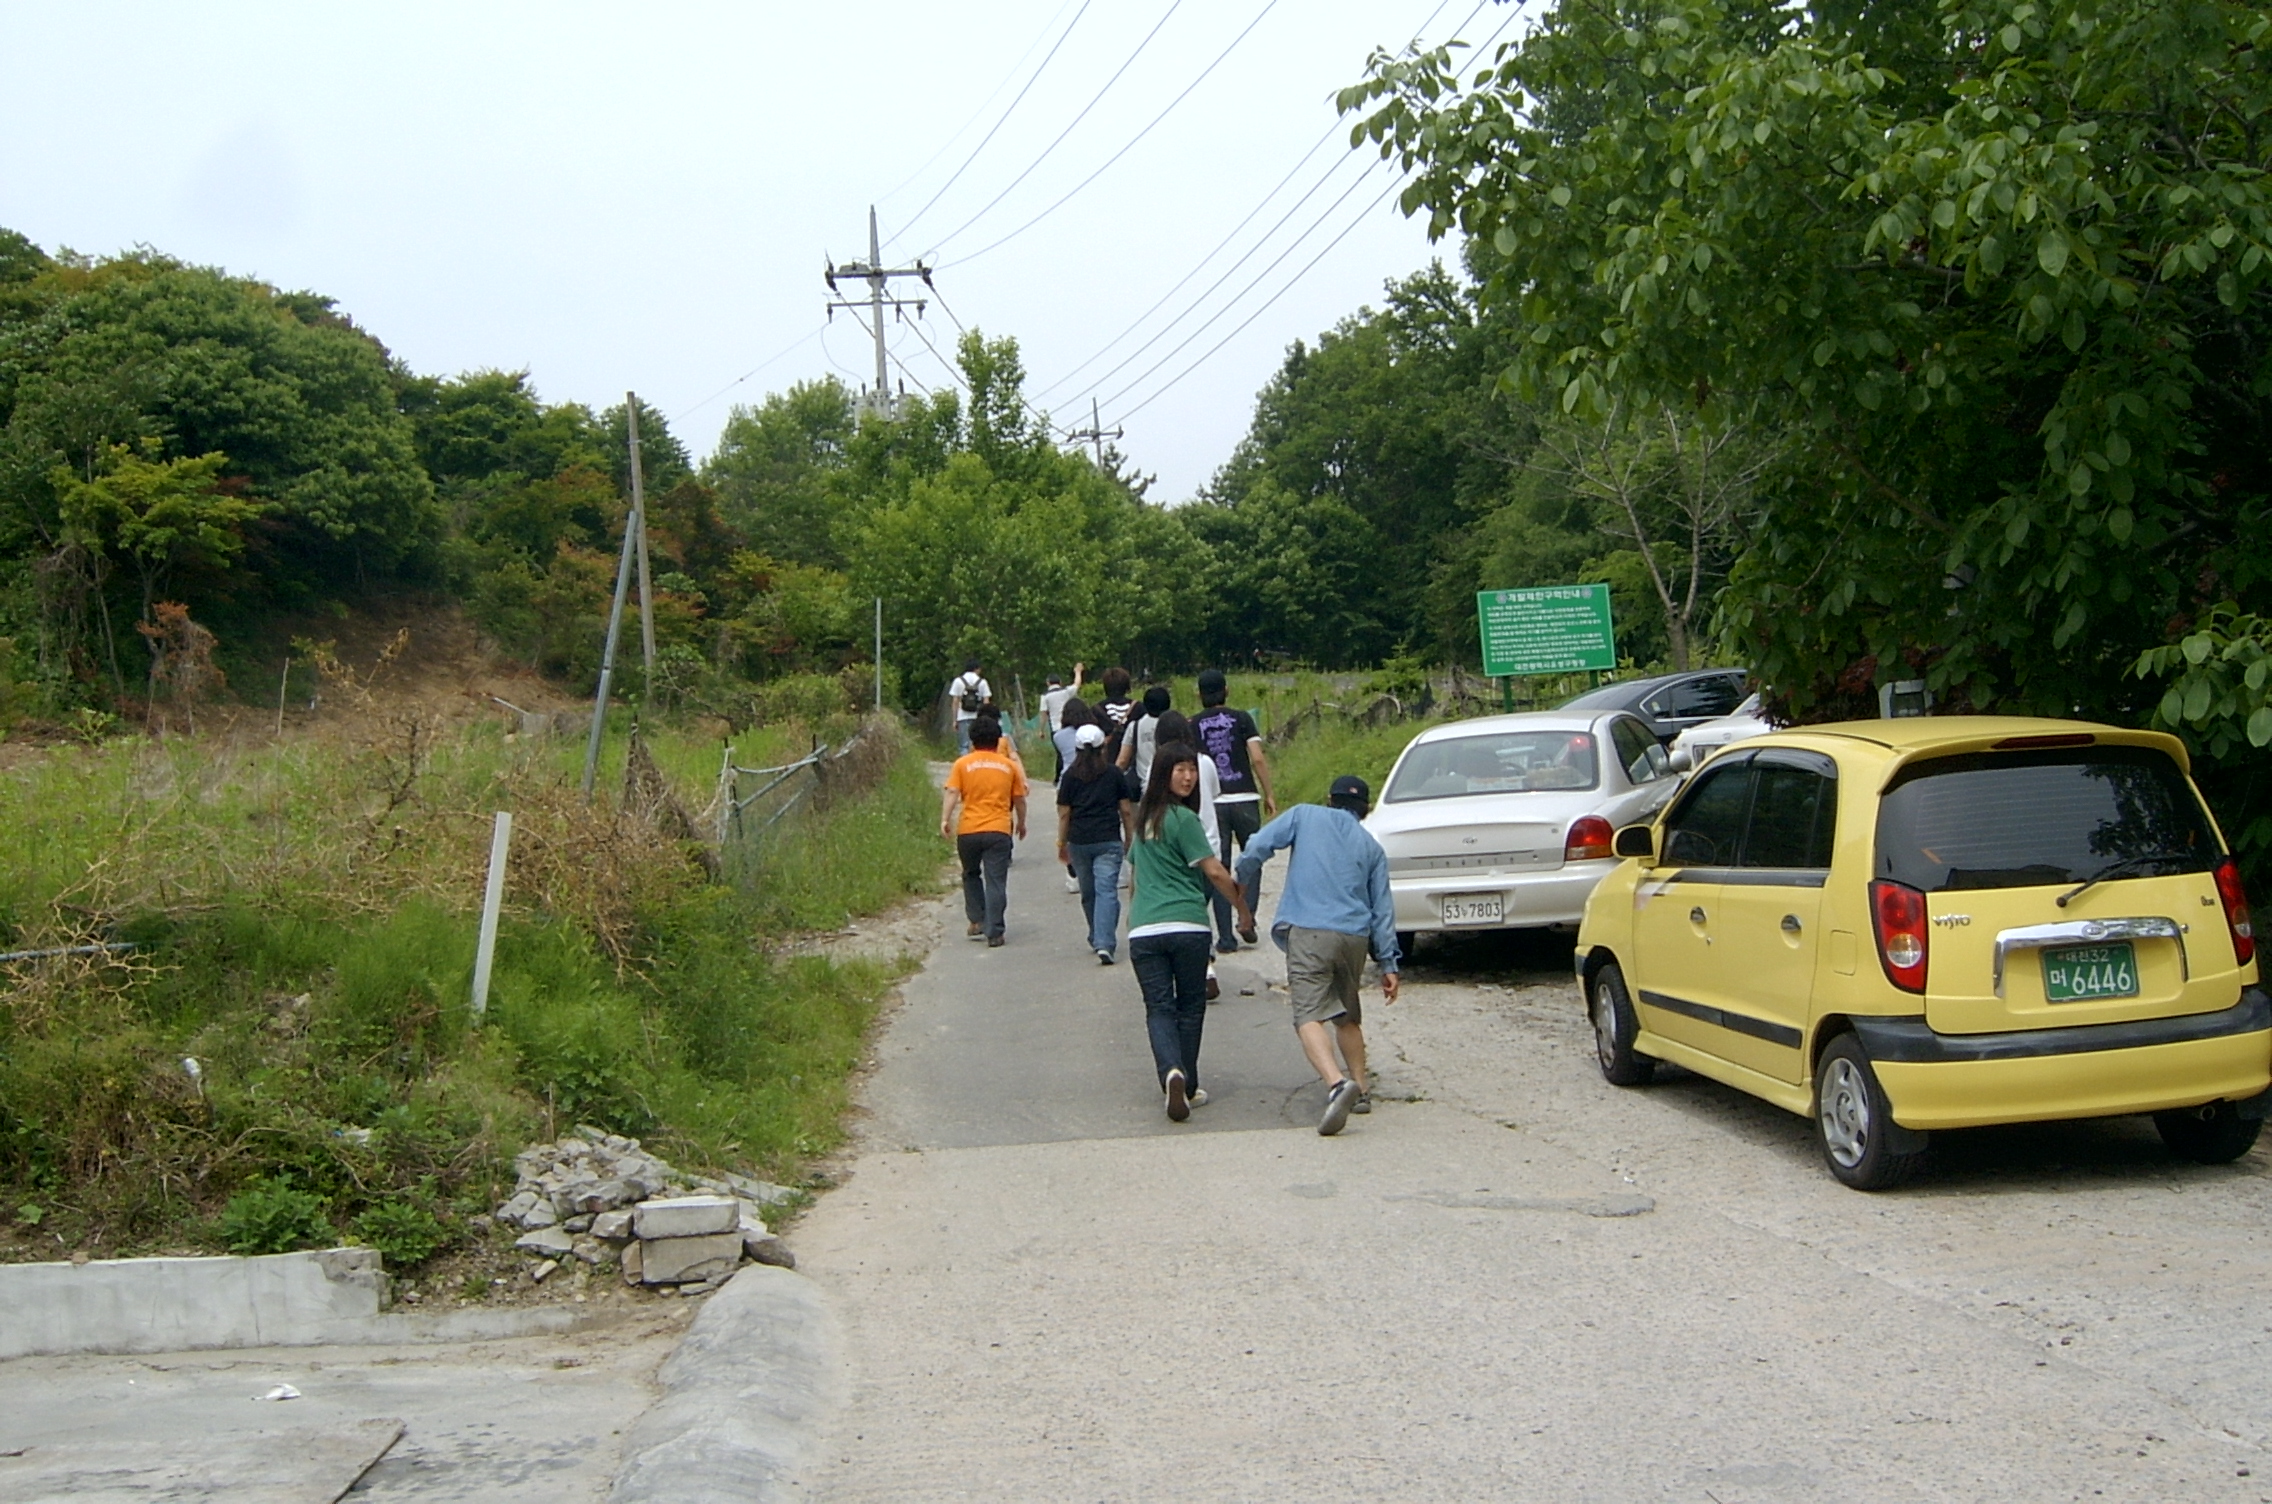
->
xmin=2213 ymin=856 xmax=2256 ymax=967
xmin=1870 ymin=879 xmax=1929 ymax=993
xmin=1565 ymin=815 xmax=1614 ymax=862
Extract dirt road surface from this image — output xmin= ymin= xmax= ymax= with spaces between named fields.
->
xmin=785 ymin=825 xmax=2272 ymax=1501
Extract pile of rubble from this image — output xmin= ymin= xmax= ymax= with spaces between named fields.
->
xmin=492 ymin=1128 xmax=797 ymax=1288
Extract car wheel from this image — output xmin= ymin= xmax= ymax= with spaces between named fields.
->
xmin=1814 ymin=1033 xmax=1926 ymax=1191
xmin=1395 ymin=930 xmax=1417 ymax=963
xmin=1587 ymin=962 xmax=1655 ymax=1087
xmin=2153 ymin=1102 xmax=2263 ymax=1165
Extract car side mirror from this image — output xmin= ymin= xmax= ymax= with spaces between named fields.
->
xmin=1666 ymin=746 xmax=1693 ymax=773
xmin=1612 ymin=824 xmax=1656 ymax=861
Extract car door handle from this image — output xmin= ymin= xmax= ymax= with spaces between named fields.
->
xmin=1689 ymin=906 xmax=1707 ymax=925
xmin=1780 ymin=914 xmax=1802 ymax=935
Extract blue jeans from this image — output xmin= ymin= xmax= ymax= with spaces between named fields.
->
xmin=1068 ymin=840 xmax=1124 ymax=956
xmin=1131 ymin=930 xmax=1211 ymax=1093
xmin=956 ymin=717 xmax=975 ymax=755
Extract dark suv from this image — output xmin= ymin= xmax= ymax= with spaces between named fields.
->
xmin=1559 ymin=668 xmax=1750 ymax=744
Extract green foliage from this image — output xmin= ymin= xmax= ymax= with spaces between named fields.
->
xmin=1346 ymin=0 xmax=2272 ymax=720
xmin=217 ymin=1178 xmax=331 ymax=1255
xmin=2135 ymin=604 xmax=2272 ymax=889
xmin=706 ymin=379 xmax=857 ymax=567
xmin=352 ymin=1197 xmax=448 ymax=1269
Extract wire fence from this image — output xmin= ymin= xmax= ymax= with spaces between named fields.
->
xmin=703 ymin=716 xmax=898 ymax=880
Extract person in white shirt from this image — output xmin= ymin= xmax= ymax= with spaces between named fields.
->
xmin=947 ymin=659 xmax=991 ymax=755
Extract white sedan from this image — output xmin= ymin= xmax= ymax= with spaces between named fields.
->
xmin=1667 ymin=691 xmax=1773 ymax=769
xmin=1365 ymin=710 xmax=1682 ymax=953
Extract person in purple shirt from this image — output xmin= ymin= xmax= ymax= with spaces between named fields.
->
xmin=1235 ymin=774 xmax=1401 ymax=1136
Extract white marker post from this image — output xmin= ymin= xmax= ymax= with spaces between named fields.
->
xmin=470 ymin=811 xmax=513 ymax=1020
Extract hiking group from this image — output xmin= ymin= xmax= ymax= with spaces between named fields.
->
xmin=939 ymin=661 xmax=1400 ymax=1137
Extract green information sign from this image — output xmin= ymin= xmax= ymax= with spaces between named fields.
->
xmin=1477 ymin=584 xmax=1617 ymax=676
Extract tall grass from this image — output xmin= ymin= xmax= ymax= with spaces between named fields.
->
xmin=0 ymin=711 xmax=941 ymax=1259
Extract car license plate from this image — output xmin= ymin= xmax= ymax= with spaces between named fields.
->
xmin=2042 ymin=942 xmax=2138 ymax=1002
xmin=1441 ymin=892 xmax=1504 ymax=926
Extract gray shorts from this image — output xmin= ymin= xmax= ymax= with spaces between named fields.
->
xmin=1284 ymin=925 xmax=1367 ymax=1028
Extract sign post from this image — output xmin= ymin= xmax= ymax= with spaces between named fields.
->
xmin=1477 ymin=584 xmax=1618 ymax=700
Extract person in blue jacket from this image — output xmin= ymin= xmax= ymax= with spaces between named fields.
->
xmin=1235 ymin=774 xmax=1401 ymax=1136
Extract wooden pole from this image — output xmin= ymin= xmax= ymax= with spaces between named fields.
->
xmin=580 ymin=464 xmax=643 ymax=798
xmin=626 ymin=394 xmax=657 ymax=689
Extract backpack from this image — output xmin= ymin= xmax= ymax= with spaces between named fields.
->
xmin=956 ymin=674 xmax=984 ymax=715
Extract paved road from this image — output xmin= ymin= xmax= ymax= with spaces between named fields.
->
xmin=786 ymin=826 xmax=2272 ymax=1501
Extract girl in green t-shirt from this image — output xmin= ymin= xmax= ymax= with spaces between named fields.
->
xmin=1127 ymin=745 xmax=1255 ymax=1122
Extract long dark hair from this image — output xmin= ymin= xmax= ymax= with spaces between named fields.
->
xmin=1136 ymin=744 xmax=1198 ymax=841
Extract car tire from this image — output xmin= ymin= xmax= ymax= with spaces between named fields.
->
xmin=2153 ymin=1102 xmax=2263 ymax=1165
xmin=1395 ymin=930 xmax=1417 ymax=963
xmin=1814 ymin=1033 xmax=1926 ymax=1191
xmin=1587 ymin=961 xmax=1655 ymax=1087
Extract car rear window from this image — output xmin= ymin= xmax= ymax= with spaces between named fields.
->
xmin=1875 ymin=745 xmax=2220 ymax=892
xmin=1384 ymin=731 xmax=1599 ymax=801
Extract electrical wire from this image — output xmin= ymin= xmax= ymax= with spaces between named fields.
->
xmin=1033 ymin=0 xmax=1484 ymax=404
xmin=891 ymin=0 xmax=1095 ymax=247
xmin=917 ymin=1 xmax=1186 ymax=260
xmin=1108 ymin=172 xmax=1410 ymax=424
xmin=876 ymin=0 xmax=1084 ymax=211
xmin=924 ymin=289 xmax=1071 ymax=440
xmin=670 ymin=326 xmax=825 ymax=423
xmin=933 ymin=0 xmax=1282 ymax=268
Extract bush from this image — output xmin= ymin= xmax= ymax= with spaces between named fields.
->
xmin=352 ymin=1198 xmax=448 ymax=1268
xmin=216 ymin=1178 xmax=331 ymax=1255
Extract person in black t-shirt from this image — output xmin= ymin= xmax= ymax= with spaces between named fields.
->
xmin=1191 ymin=668 xmax=1277 ymax=951
xmin=1056 ymin=723 xmax=1140 ymax=964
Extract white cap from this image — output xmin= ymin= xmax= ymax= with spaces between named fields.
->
xmin=1074 ymin=724 xmax=1108 ymax=749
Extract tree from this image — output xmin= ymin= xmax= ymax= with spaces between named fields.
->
xmin=51 ymin=444 xmax=264 ymax=620
xmin=704 ymin=379 xmax=856 ymax=567
xmin=1345 ymin=0 xmax=2272 ymax=719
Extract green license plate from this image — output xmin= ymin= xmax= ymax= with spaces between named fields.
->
xmin=2042 ymin=942 xmax=2138 ymax=1002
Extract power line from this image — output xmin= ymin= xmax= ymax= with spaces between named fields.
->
xmin=670 ymin=326 xmax=825 ymax=423
xmin=876 ymin=0 xmax=1084 ymax=210
xmin=934 ymin=0 xmax=1282 ymax=268
xmin=918 ymin=1 xmax=1186 ymax=259
xmin=890 ymin=0 xmax=1095 ymax=247
xmin=1110 ymin=173 xmax=1411 ymax=424
xmin=1032 ymin=0 xmax=1482 ymax=404
xmin=924 ymin=287 xmax=1070 ymax=441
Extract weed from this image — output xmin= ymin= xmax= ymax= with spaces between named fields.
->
xmin=216 ymin=1178 xmax=331 ymax=1254
xmin=352 ymin=1197 xmax=448 ymax=1268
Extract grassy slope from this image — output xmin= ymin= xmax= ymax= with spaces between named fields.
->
xmin=0 ymin=713 xmax=941 ymax=1262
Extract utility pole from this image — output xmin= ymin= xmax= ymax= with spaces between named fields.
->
xmin=626 ymin=393 xmax=656 ymax=686
xmin=826 ymin=207 xmax=932 ymax=420
xmin=1067 ymin=397 xmax=1124 ymax=467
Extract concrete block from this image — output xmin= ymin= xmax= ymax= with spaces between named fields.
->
xmin=639 ymin=1232 xmax=742 ymax=1285
xmin=591 ymin=1210 xmax=634 ymax=1242
xmin=0 ymin=1248 xmax=385 ymax=1361
xmin=515 ymin=1227 xmax=575 ymax=1256
xmin=633 ymin=1195 xmax=738 ymax=1239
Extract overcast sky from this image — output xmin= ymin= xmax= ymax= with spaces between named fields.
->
xmin=0 ymin=1 xmax=1512 ymax=502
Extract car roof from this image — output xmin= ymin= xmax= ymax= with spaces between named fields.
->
xmin=1699 ymin=716 xmax=2194 ymax=773
xmin=1405 ymin=709 xmax=1626 ymax=744
xmin=1557 ymin=667 xmax=1746 ymax=710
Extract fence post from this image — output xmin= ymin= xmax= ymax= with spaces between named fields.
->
xmin=471 ymin=811 xmax=513 ymax=1020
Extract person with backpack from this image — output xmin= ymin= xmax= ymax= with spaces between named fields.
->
xmin=947 ymin=659 xmax=991 ymax=755
xmin=1117 ymin=685 xmax=1174 ymax=792
xmin=1126 ymin=743 xmax=1255 ymax=1122
xmin=1191 ymin=669 xmax=1276 ymax=952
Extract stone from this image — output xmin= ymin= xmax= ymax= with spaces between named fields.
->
xmin=520 ymin=1200 xmax=559 ymax=1230
xmin=633 ymin=1195 xmax=739 ymax=1240
xmin=570 ymin=1236 xmax=610 ymax=1266
xmin=530 ymin=1258 xmax=560 ymax=1283
xmin=562 ymin=1214 xmax=594 ymax=1233
xmin=722 ymin=1173 xmax=796 ymax=1207
xmin=590 ymin=1210 xmax=634 ymax=1243
xmin=637 ymin=1231 xmax=742 ymax=1285
xmin=576 ymin=1179 xmax=633 ymax=1214
xmin=742 ymin=1229 xmax=795 ymax=1269
xmin=621 ymin=1241 xmax=643 ymax=1285
xmin=736 ymin=1201 xmax=769 ymax=1238
xmin=498 ymin=1190 xmax=540 ymax=1223
xmin=513 ymin=1227 xmax=575 ymax=1257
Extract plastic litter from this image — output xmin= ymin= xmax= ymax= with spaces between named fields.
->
xmin=257 ymin=1383 xmax=302 ymax=1401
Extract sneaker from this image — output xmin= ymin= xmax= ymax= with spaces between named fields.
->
xmin=1096 ymin=949 xmax=1115 ymax=966
xmin=1065 ymin=873 xmax=1081 ymax=894
xmin=1165 ymin=1068 xmax=1190 ymax=1122
xmin=1319 ymin=1078 xmax=1358 ymax=1136
xmin=966 ymin=923 xmax=983 ymax=941
xmin=1205 ymin=967 xmax=1221 ymax=1002
xmin=1217 ymin=934 xmax=1240 ymax=954
xmin=987 ymin=933 xmax=1005 ymax=948
xmin=1352 ymin=1089 xmax=1372 ymax=1115
xmin=1187 ymin=1087 xmax=1210 ymax=1109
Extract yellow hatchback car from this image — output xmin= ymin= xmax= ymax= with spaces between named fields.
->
xmin=1576 ymin=717 xmax=2265 ymax=1189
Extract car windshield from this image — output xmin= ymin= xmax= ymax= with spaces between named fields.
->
xmin=1875 ymin=745 xmax=2220 ymax=892
xmin=1384 ymin=731 xmax=1600 ymax=802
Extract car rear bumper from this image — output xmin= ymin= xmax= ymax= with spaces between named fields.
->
xmin=1390 ymin=862 xmax=1613 ymax=933
xmin=1858 ymin=988 xmax=2272 ymax=1130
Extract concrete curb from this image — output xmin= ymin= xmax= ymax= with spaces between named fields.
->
xmin=610 ymin=1264 xmax=841 ymax=1503
xmin=0 ymin=1247 xmax=630 ymax=1359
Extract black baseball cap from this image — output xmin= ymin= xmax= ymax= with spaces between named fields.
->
xmin=1196 ymin=668 xmax=1227 ymax=697
xmin=1328 ymin=775 xmax=1371 ymax=813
